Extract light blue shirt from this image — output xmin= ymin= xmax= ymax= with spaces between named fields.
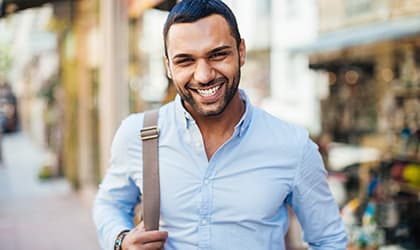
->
xmin=93 ymin=89 xmax=347 ymax=250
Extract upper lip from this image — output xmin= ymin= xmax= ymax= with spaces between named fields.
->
xmin=188 ymin=78 xmax=226 ymax=91
xmin=197 ymin=85 xmax=220 ymax=91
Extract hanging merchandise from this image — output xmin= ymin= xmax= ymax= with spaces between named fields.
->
xmin=402 ymin=163 xmax=420 ymax=188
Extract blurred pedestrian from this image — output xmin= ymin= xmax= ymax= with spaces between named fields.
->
xmin=0 ymin=82 xmax=8 ymax=166
xmin=0 ymin=123 xmax=2 ymax=166
xmin=0 ymin=82 xmax=18 ymax=133
xmin=93 ymin=1 xmax=347 ymax=250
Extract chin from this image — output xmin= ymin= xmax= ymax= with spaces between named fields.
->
xmin=201 ymin=110 xmax=223 ymax=117
xmin=197 ymin=104 xmax=226 ymax=117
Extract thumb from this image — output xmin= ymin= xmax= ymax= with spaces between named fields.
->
xmin=136 ymin=221 xmax=145 ymax=232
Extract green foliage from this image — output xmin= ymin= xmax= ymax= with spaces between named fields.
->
xmin=38 ymin=165 xmax=54 ymax=180
xmin=0 ymin=44 xmax=12 ymax=80
xmin=37 ymin=76 xmax=59 ymax=104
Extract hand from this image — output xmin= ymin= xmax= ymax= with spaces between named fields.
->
xmin=122 ymin=222 xmax=168 ymax=250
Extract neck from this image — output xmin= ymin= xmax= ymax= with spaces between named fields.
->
xmin=190 ymin=91 xmax=245 ymax=160
xmin=194 ymin=91 xmax=245 ymax=137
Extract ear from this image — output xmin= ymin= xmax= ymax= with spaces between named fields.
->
xmin=239 ymin=39 xmax=246 ymax=67
xmin=165 ymin=57 xmax=172 ymax=79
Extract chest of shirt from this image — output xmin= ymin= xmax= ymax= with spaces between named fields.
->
xmin=156 ymin=135 xmax=297 ymax=224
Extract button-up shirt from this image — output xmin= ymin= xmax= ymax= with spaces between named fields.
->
xmin=93 ymin=89 xmax=347 ymax=250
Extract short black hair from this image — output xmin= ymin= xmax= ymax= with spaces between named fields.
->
xmin=163 ymin=0 xmax=241 ymax=57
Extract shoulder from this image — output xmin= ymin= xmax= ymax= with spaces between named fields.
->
xmin=113 ymin=101 xmax=176 ymax=146
xmin=116 ymin=113 xmax=145 ymax=139
xmin=110 ymin=113 xmax=145 ymax=157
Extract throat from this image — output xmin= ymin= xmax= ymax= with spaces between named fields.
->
xmin=197 ymin=96 xmax=246 ymax=160
xmin=203 ymin=131 xmax=232 ymax=160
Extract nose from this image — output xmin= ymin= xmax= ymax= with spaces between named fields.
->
xmin=194 ymin=59 xmax=215 ymax=84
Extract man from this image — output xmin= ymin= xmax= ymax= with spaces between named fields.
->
xmin=93 ymin=0 xmax=347 ymax=249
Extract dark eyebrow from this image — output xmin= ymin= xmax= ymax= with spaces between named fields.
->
xmin=171 ymin=45 xmax=233 ymax=61
xmin=172 ymin=53 xmax=193 ymax=61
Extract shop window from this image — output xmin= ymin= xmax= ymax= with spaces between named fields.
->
xmin=345 ymin=0 xmax=373 ymax=17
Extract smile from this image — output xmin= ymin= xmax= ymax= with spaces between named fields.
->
xmin=197 ymin=85 xmax=221 ymax=97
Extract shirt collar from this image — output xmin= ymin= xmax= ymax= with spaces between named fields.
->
xmin=236 ymin=89 xmax=252 ymax=137
xmin=174 ymin=89 xmax=253 ymax=137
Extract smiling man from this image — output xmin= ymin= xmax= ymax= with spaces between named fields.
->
xmin=93 ymin=1 xmax=347 ymax=250
xmin=165 ymin=13 xmax=244 ymax=116
xmin=164 ymin=13 xmax=246 ymax=159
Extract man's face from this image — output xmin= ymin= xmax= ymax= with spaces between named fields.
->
xmin=165 ymin=14 xmax=246 ymax=117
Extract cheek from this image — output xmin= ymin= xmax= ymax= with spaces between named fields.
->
xmin=171 ymin=65 xmax=193 ymax=81
xmin=170 ymin=68 xmax=187 ymax=82
xmin=171 ymin=72 xmax=190 ymax=92
xmin=214 ymin=63 xmax=238 ymax=79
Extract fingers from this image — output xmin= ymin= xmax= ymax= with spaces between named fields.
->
xmin=122 ymin=228 xmax=168 ymax=250
xmin=131 ymin=223 xmax=168 ymax=243
xmin=141 ymin=240 xmax=165 ymax=250
xmin=134 ymin=230 xmax=168 ymax=244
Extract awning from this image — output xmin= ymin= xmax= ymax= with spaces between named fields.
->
xmin=293 ymin=14 xmax=420 ymax=54
xmin=0 ymin=0 xmax=67 ymax=18
xmin=0 ymin=0 xmax=176 ymax=18
xmin=126 ymin=0 xmax=176 ymax=18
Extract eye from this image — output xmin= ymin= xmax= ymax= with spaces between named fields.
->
xmin=174 ymin=58 xmax=194 ymax=66
xmin=209 ymin=51 xmax=229 ymax=61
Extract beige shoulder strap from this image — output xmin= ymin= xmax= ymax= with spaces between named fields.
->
xmin=140 ymin=109 xmax=160 ymax=231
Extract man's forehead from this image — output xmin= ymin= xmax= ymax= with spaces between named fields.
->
xmin=167 ymin=14 xmax=230 ymax=40
xmin=166 ymin=14 xmax=235 ymax=54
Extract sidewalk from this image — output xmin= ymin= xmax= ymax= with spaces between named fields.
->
xmin=0 ymin=132 xmax=101 ymax=250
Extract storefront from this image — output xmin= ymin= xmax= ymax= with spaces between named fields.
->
xmin=297 ymin=3 xmax=420 ymax=249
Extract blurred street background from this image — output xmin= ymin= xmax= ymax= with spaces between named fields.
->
xmin=0 ymin=0 xmax=419 ymax=249
xmin=0 ymin=132 xmax=100 ymax=250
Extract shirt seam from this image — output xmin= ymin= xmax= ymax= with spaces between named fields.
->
xmin=291 ymin=133 xmax=308 ymax=194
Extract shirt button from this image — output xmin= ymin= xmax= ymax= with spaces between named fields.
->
xmin=204 ymin=179 xmax=209 ymax=185
xmin=201 ymin=219 xmax=207 ymax=224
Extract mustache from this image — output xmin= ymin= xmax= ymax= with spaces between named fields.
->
xmin=186 ymin=77 xmax=227 ymax=89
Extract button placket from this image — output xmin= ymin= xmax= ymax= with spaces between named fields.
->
xmin=198 ymin=170 xmax=213 ymax=248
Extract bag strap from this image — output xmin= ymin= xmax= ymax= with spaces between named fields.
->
xmin=140 ymin=109 xmax=160 ymax=231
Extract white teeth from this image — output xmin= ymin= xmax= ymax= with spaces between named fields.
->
xmin=197 ymin=85 xmax=220 ymax=97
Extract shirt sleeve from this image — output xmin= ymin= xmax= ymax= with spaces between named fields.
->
xmin=288 ymin=135 xmax=347 ymax=250
xmin=92 ymin=114 xmax=143 ymax=250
